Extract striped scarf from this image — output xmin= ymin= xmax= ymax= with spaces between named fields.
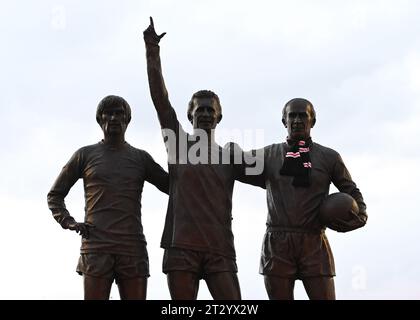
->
xmin=280 ymin=138 xmax=312 ymax=187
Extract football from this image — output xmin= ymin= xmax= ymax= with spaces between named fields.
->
xmin=319 ymin=192 xmax=364 ymax=232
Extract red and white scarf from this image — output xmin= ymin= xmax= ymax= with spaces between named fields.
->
xmin=280 ymin=138 xmax=312 ymax=187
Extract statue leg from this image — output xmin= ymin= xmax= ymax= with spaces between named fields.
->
xmin=205 ymin=272 xmax=241 ymax=300
xmin=83 ymin=275 xmax=113 ymax=300
xmin=264 ymin=275 xmax=295 ymax=300
xmin=117 ymin=277 xmax=148 ymax=300
xmin=302 ymin=276 xmax=335 ymax=300
xmin=167 ymin=271 xmax=199 ymax=300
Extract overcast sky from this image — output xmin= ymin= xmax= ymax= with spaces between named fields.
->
xmin=1 ymin=0 xmax=419 ymax=299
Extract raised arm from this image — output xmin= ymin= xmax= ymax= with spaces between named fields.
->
xmin=143 ymin=17 xmax=172 ymax=127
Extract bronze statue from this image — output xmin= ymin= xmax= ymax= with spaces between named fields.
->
xmin=47 ymin=95 xmax=169 ymax=299
xmin=252 ymin=98 xmax=367 ymax=299
xmin=143 ymin=17 xmax=261 ymax=300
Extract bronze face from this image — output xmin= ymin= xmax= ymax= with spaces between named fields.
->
xmin=99 ymin=104 xmax=128 ymax=137
xmin=283 ymin=101 xmax=315 ymax=140
xmin=190 ymin=97 xmax=220 ymax=130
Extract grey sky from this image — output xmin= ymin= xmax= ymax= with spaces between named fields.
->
xmin=1 ymin=0 xmax=419 ymax=299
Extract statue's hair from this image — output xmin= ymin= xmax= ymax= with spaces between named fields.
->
xmin=96 ymin=95 xmax=131 ymax=124
xmin=187 ymin=90 xmax=222 ymax=122
xmin=282 ymin=98 xmax=316 ymax=122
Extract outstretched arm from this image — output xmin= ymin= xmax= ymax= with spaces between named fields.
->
xmin=144 ymin=151 xmax=169 ymax=194
xmin=226 ymin=142 xmax=266 ymax=188
xmin=143 ymin=17 xmax=172 ymax=127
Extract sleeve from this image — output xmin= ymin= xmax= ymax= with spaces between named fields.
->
xmin=47 ymin=149 xmax=84 ymax=228
xmin=228 ymin=142 xmax=266 ymax=189
xmin=331 ymin=153 xmax=367 ymax=222
xmin=144 ymin=151 xmax=170 ymax=195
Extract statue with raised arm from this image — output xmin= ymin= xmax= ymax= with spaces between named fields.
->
xmin=47 ymin=95 xmax=169 ymax=299
xmin=143 ymin=17 xmax=263 ymax=300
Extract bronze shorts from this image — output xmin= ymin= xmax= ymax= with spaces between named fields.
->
xmin=76 ymin=251 xmax=149 ymax=282
xmin=260 ymin=230 xmax=335 ymax=279
xmin=163 ymin=247 xmax=237 ymax=279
